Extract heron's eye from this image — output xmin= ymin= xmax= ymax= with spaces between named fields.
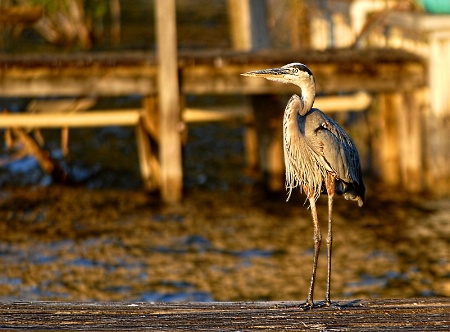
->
xmin=292 ymin=68 xmax=299 ymax=74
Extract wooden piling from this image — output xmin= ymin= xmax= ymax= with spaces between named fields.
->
xmin=377 ymin=92 xmax=401 ymax=187
xmin=398 ymin=88 xmax=424 ymax=193
xmin=426 ymin=31 xmax=450 ymax=194
xmin=227 ymin=0 xmax=270 ymax=51
xmin=155 ymin=0 xmax=183 ymax=202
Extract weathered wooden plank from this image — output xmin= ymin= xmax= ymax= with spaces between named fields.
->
xmin=0 ymin=299 xmax=448 ymax=331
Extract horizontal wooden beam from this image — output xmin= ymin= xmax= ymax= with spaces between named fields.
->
xmin=385 ymin=11 xmax=450 ymax=32
xmin=0 ymin=108 xmax=250 ymax=128
xmin=0 ymin=6 xmax=43 ymax=25
xmin=183 ymin=106 xmax=251 ymax=122
xmin=314 ymin=91 xmax=372 ymax=112
xmin=0 ymin=70 xmax=157 ymax=97
xmin=0 ymin=110 xmax=142 ymax=128
xmin=0 ymin=49 xmax=426 ymax=97
xmin=184 ymin=92 xmax=372 ymax=123
xmin=0 ymin=92 xmax=372 ymax=129
xmin=182 ymin=62 xmax=425 ymax=95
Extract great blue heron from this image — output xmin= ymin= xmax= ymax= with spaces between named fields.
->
xmin=242 ymin=63 xmax=365 ymax=309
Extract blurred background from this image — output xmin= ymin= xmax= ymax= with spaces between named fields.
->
xmin=0 ymin=0 xmax=448 ymax=302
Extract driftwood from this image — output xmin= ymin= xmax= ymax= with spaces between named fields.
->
xmin=0 ymin=298 xmax=448 ymax=331
xmin=6 ymin=128 xmax=67 ymax=183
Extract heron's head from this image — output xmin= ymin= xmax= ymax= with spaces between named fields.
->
xmin=241 ymin=63 xmax=315 ymax=86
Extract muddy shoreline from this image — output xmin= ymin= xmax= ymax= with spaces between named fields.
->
xmin=0 ymin=182 xmax=448 ymax=302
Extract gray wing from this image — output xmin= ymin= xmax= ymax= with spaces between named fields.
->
xmin=305 ymin=109 xmax=365 ymax=205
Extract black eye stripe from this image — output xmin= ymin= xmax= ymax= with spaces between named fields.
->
xmin=284 ymin=63 xmax=313 ymax=76
xmin=296 ymin=64 xmax=313 ymax=76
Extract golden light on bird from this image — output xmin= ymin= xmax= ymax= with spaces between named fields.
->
xmin=242 ymin=63 xmax=365 ymax=309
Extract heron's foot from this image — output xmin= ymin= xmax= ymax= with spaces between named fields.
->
xmin=314 ymin=301 xmax=331 ymax=309
xmin=299 ymin=300 xmax=336 ymax=310
xmin=298 ymin=301 xmax=314 ymax=311
xmin=323 ymin=300 xmax=343 ymax=309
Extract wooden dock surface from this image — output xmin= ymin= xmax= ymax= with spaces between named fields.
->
xmin=0 ymin=298 xmax=448 ymax=331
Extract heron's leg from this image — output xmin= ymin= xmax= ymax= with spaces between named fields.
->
xmin=325 ymin=173 xmax=335 ymax=306
xmin=304 ymin=187 xmax=321 ymax=309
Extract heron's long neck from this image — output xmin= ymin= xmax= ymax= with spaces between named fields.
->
xmin=283 ymin=76 xmax=322 ymax=201
xmin=297 ymin=77 xmax=316 ymax=116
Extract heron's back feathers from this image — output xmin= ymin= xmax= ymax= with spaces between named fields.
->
xmin=307 ymin=109 xmax=365 ymax=206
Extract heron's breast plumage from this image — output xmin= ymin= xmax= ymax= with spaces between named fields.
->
xmin=283 ymin=97 xmax=327 ymax=201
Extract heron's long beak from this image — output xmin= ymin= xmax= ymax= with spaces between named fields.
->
xmin=241 ymin=67 xmax=286 ymax=79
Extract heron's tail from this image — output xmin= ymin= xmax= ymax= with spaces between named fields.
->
xmin=336 ymin=181 xmax=365 ymax=207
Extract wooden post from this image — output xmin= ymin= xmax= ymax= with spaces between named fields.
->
xmin=227 ymin=0 xmax=270 ymax=51
xmin=155 ymin=0 xmax=182 ymax=202
xmin=377 ymin=92 xmax=401 ymax=187
xmin=136 ymin=120 xmax=160 ymax=192
xmin=398 ymin=88 xmax=424 ymax=193
xmin=137 ymin=96 xmax=160 ymax=192
xmin=290 ymin=0 xmax=311 ymax=49
xmin=228 ymin=0 xmax=252 ymax=51
xmin=425 ymin=31 xmax=450 ymax=194
xmin=243 ymin=115 xmax=259 ymax=174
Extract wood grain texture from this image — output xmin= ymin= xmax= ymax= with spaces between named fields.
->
xmin=0 ymin=298 xmax=448 ymax=331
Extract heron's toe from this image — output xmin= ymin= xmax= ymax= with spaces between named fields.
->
xmin=299 ymin=301 xmax=314 ymax=311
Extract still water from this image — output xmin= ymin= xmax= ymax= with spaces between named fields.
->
xmin=0 ymin=122 xmax=449 ymax=302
